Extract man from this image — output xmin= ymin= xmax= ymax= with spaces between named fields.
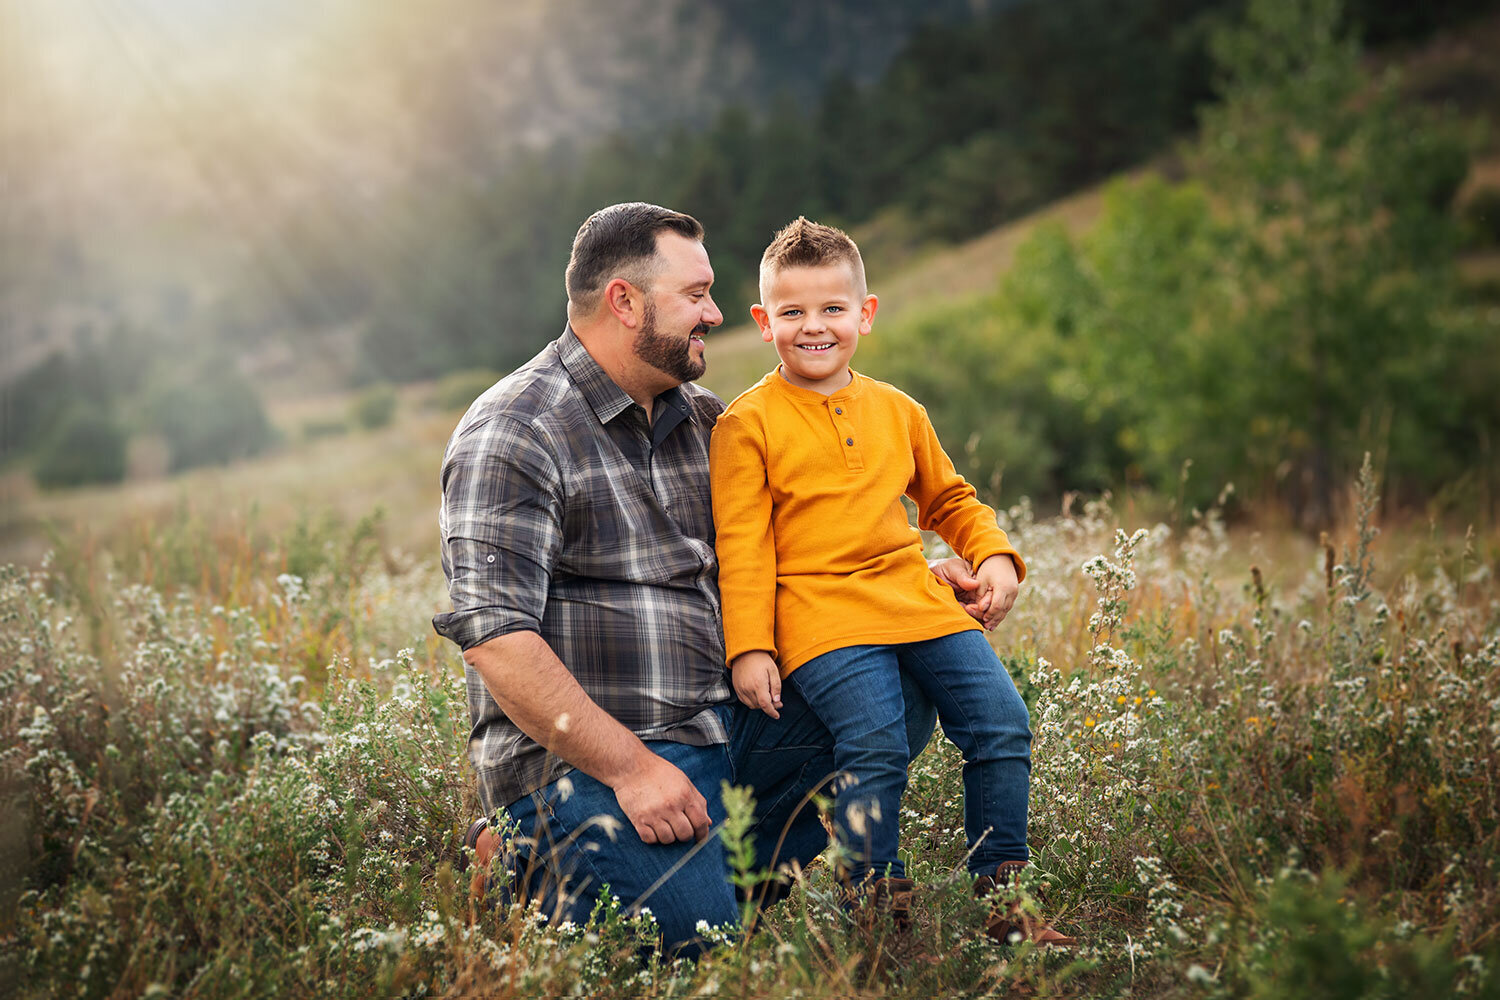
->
xmin=434 ymin=203 xmax=1007 ymax=956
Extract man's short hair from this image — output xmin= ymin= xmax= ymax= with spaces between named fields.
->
xmin=758 ymin=216 xmax=867 ymax=302
xmin=565 ymin=203 xmax=705 ymax=315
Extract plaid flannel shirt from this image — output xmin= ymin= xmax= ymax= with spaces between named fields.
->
xmin=433 ymin=327 xmax=732 ymax=810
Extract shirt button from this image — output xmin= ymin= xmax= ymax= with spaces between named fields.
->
xmin=835 ymin=407 xmax=843 ymax=415
xmin=845 ymin=437 xmax=854 ymax=446
xmin=486 ymin=554 xmax=496 ymax=563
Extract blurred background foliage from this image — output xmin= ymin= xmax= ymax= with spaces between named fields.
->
xmin=1 ymin=0 xmax=1498 ymax=536
xmin=867 ymin=0 xmax=1498 ymax=523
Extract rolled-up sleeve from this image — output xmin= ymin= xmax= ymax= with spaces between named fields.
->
xmin=433 ymin=415 xmax=563 ymax=651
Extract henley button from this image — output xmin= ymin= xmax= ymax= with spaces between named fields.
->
xmin=835 ymin=407 xmax=843 ymax=415
xmin=845 ymin=437 xmax=854 ymax=446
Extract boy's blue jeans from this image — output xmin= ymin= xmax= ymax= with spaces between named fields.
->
xmin=499 ymin=673 xmax=937 ymax=958
xmin=787 ymin=629 xmax=1032 ymax=882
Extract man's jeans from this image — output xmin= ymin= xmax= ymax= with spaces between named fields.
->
xmin=787 ymin=630 xmax=1032 ymax=882
xmin=499 ymin=675 xmax=936 ymax=957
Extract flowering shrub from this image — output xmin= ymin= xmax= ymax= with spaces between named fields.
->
xmin=2 ymin=468 xmax=1497 ymax=997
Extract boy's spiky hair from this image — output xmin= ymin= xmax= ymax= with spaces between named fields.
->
xmin=758 ymin=216 xmax=867 ymax=301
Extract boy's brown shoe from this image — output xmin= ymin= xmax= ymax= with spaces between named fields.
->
xmin=975 ymin=862 xmax=1076 ymax=947
xmin=847 ymin=875 xmax=916 ymax=932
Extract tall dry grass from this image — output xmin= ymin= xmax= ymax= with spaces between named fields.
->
xmin=3 ymin=461 xmax=1498 ymax=997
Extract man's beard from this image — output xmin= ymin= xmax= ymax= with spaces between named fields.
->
xmin=633 ymin=296 xmax=707 ymax=384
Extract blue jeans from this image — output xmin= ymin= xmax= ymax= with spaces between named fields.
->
xmin=787 ymin=629 xmax=1032 ymax=882
xmin=500 ymin=675 xmax=937 ymax=957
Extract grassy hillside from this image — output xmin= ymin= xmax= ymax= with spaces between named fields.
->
xmin=0 ymin=150 xmax=1133 ymax=571
xmin=0 ymin=386 xmax=452 ymax=569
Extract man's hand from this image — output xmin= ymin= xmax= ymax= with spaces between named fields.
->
xmin=731 ymin=651 xmax=783 ymax=720
xmin=612 ymin=751 xmax=713 ymax=845
xmin=972 ymin=554 xmax=1020 ymax=629
xmin=465 ymin=632 xmax=713 ymax=846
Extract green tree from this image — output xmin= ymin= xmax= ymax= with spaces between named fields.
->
xmin=33 ymin=405 xmax=128 ymax=489
xmin=1000 ymin=180 xmax=1233 ymax=496
xmin=146 ymin=366 xmax=275 ymax=472
xmin=1194 ymin=0 xmax=1473 ymax=521
xmin=350 ymin=383 xmax=398 ymax=431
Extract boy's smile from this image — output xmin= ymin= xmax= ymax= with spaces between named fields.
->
xmin=751 ymin=263 xmax=878 ymax=395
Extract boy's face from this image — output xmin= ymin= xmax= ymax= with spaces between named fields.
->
xmin=751 ymin=263 xmax=878 ymax=394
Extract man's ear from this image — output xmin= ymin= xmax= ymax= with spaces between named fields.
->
xmin=604 ymin=277 xmax=642 ymax=328
xmin=750 ymin=304 xmax=773 ymax=343
xmin=858 ymin=294 xmax=879 ymax=336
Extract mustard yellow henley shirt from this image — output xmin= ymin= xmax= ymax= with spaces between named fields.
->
xmin=710 ymin=368 xmax=1026 ymax=676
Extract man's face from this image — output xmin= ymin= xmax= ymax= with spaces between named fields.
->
xmin=631 ymin=233 xmax=722 ymax=385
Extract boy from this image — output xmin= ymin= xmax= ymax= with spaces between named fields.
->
xmin=710 ymin=218 xmax=1071 ymax=945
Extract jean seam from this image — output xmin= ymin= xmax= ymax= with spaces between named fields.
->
xmin=907 ymin=641 xmax=992 ymax=850
xmin=523 ymin=794 xmax=613 ymax=915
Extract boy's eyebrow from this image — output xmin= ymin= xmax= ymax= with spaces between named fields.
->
xmin=776 ymin=293 xmax=852 ymax=306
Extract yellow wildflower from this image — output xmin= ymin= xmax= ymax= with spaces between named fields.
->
xmin=1084 ymin=716 xmax=1096 ymax=728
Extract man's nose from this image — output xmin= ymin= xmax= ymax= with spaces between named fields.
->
xmin=702 ymin=294 xmax=724 ymax=328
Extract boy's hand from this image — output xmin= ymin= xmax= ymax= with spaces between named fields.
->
xmin=731 ymin=651 xmax=783 ymax=719
xmin=930 ymin=556 xmax=992 ymax=623
xmin=973 ymin=554 xmax=1021 ymax=629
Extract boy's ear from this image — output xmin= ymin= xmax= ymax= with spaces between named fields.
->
xmin=858 ymin=294 xmax=879 ymax=335
xmin=750 ymin=304 xmax=773 ymax=342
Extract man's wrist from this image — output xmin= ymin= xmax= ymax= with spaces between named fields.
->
xmin=595 ymin=735 xmax=658 ymax=788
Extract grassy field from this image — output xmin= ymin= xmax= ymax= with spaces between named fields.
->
xmin=4 ymin=457 xmax=1499 ymax=997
